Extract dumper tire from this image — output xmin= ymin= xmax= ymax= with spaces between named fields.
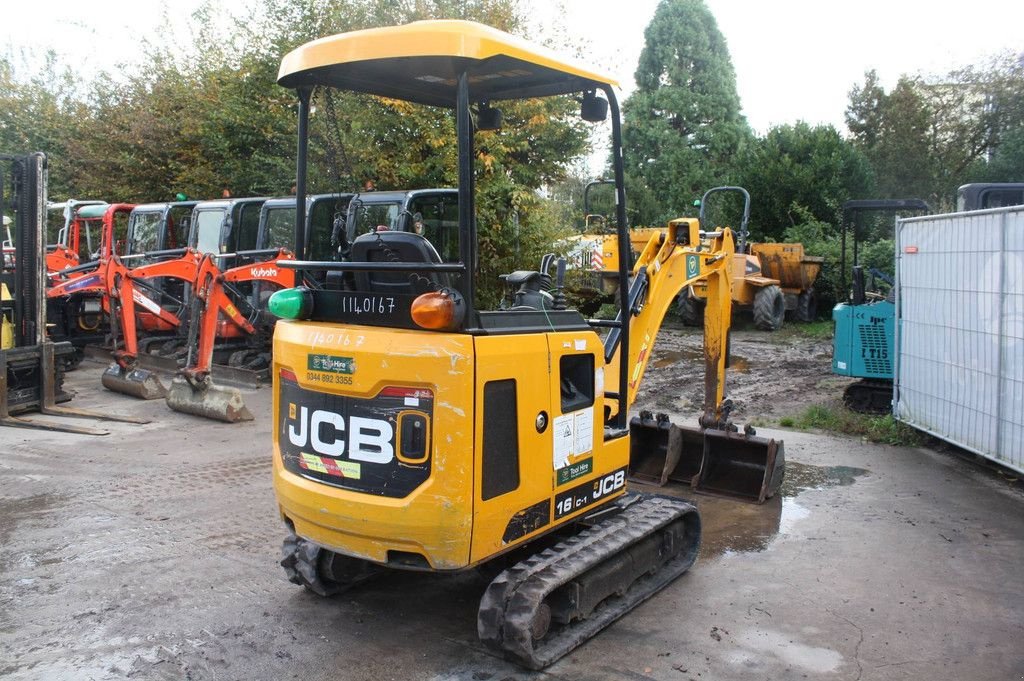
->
xmin=676 ymin=291 xmax=704 ymax=327
xmin=794 ymin=288 xmax=818 ymax=322
xmin=753 ymin=285 xmax=785 ymax=331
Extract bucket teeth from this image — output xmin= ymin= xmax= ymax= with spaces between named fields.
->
xmin=165 ymin=376 xmax=254 ymax=423
xmin=101 ymin=364 xmax=168 ymax=400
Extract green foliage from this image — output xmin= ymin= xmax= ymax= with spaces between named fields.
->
xmin=738 ymin=122 xmax=873 ymax=240
xmin=0 ymin=53 xmax=89 ymax=199
xmin=2 ymin=0 xmax=591 ymax=309
xmin=622 ymin=0 xmax=752 ymax=225
xmin=968 ymin=125 xmax=1024 ymax=183
xmin=846 ymin=54 xmax=1024 ymax=209
xmin=792 ymin=402 xmax=925 ymax=447
xmin=779 ymin=206 xmax=894 ymax=309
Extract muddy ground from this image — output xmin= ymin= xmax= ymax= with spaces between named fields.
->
xmin=637 ymin=322 xmax=842 ymax=424
xmin=1 ymin=327 xmax=1022 ymax=680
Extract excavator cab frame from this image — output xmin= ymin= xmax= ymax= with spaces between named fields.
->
xmin=277 ymin=19 xmax=640 ymax=431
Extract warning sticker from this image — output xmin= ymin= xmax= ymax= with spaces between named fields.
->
xmin=574 ymin=408 xmax=594 ymax=457
xmin=552 ymin=407 xmax=595 ymax=470
xmin=553 ymin=414 xmax=574 ymax=469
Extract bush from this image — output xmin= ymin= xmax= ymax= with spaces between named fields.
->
xmin=781 ymin=204 xmax=898 ymax=312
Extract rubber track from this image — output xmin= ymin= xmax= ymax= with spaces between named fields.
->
xmin=477 ymin=493 xmax=701 ymax=669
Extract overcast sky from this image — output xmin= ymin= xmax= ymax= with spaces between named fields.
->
xmin=3 ymin=0 xmax=1022 ymax=136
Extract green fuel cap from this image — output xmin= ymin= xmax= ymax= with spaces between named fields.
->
xmin=268 ymin=287 xmax=313 ymax=320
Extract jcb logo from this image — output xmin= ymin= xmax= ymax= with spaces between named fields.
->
xmin=591 ymin=469 xmax=626 ymax=500
xmin=287 ymin=405 xmax=394 ymax=464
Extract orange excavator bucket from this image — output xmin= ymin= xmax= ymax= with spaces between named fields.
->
xmin=165 ymin=374 xmax=253 ymax=423
xmin=629 ymin=410 xmax=785 ymax=504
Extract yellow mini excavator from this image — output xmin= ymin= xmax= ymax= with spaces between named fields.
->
xmin=268 ymin=21 xmax=784 ymax=669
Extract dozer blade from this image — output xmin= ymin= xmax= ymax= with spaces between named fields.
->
xmin=691 ymin=428 xmax=785 ymax=504
xmin=101 ymin=364 xmax=168 ymax=400
xmin=165 ymin=375 xmax=254 ymax=423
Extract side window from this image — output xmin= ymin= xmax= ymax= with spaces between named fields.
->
xmin=308 ymin=201 xmax=336 ymax=261
xmin=112 ymin=212 xmax=130 ymax=255
xmin=166 ymin=206 xmax=193 ymax=249
xmin=128 ymin=212 xmax=161 ymax=255
xmin=559 ymin=354 xmax=595 ymax=413
xmin=234 ymin=203 xmax=261 ymax=252
xmin=193 ymin=210 xmax=225 ymax=254
xmin=264 ymin=206 xmax=296 ymax=251
xmin=410 ymin=195 xmax=459 ymax=262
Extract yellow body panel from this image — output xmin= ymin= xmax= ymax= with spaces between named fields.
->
xmin=273 ymin=321 xmax=630 ymax=571
xmin=272 ymin=321 xmax=476 ymax=570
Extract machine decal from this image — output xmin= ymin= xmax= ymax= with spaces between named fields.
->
xmin=299 ymin=452 xmax=362 ymax=479
xmin=502 ymin=499 xmax=551 ymax=544
xmin=553 ymin=467 xmax=627 ymax=519
xmin=556 ymin=457 xmax=592 ymax=486
xmin=131 ymin=290 xmax=162 ymax=314
xmin=552 ymin=408 xmax=595 ymax=470
xmin=685 ymin=254 xmax=700 ymax=279
xmin=62 ymin=274 xmax=101 ymax=293
xmin=308 ymin=353 xmax=355 ymax=375
xmin=279 ymin=375 xmax=432 ymax=497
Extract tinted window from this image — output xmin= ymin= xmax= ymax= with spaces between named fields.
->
xmin=232 ymin=202 xmax=262 ymax=251
xmin=165 ymin=206 xmax=193 ymax=249
xmin=309 ymin=198 xmax=349 ymax=260
xmin=981 ymin=189 xmax=1024 ymax=209
xmin=193 ymin=209 xmax=226 ymax=254
xmin=410 ymin=195 xmax=459 ymax=262
xmin=353 ymin=202 xmax=400 ymax=236
xmin=129 ymin=211 xmax=163 ymax=254
xmin=264 ymin=206 xmax=295 ymax=251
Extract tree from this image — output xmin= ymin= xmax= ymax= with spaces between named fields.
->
xmin=622 ymin=0 xmax=752 ymax=225
xmin=846 ymin=53 xmax=1024 ymax=208
xmin=738 ymin=122 xmax=874 ymax=240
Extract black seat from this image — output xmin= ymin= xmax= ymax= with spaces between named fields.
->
xmin=349 ymin=230 xmax=450 ymax=295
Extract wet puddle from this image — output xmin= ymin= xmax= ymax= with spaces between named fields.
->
xmin=694 ymin=462 xmax=869 ymax=559
xmin=652 ymin=349 xmax=750 ymax=373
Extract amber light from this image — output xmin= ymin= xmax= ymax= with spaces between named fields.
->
xmin=411 ymin=291 xmax=459 ymax=330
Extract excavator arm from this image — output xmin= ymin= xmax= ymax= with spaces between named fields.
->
xmin=602 ymin=219 xmax=785 ymax=505
xmin=603 ymin=219 xmax=734 ymax=426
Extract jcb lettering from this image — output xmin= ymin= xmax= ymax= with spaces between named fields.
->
xmin=592 ymin=470 xmax=626 ymax=499
xmin=287 ymin=406 xmax=394 ymax=463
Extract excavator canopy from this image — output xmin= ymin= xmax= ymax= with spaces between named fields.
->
xmin=277 ymin=19 xmax=618 ymax=106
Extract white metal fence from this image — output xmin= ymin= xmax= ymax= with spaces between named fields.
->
xmin=894 ymin=207 xmax=1024 ymax=474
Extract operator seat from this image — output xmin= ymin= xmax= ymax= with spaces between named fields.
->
xmin=348 ymin=230 xmax=451 ymax=295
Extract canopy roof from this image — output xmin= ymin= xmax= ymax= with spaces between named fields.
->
xmin=277 ymin=20 xmax=617 ymax=107
xmin=76 ymin=204 xmax=109 ymax=219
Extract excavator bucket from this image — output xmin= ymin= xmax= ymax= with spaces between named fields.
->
xmin=628 ymin=412 xmax=704 ymax=485
xmin=629 ymin=412 xmax=785 ymax=504
xmin=165 ymin=375 xmax=254 ymax=423
xmin=101 ymin=363 xmax=168 ymax=400
xmin=692 ymin=428 xmax=785 ymax=504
